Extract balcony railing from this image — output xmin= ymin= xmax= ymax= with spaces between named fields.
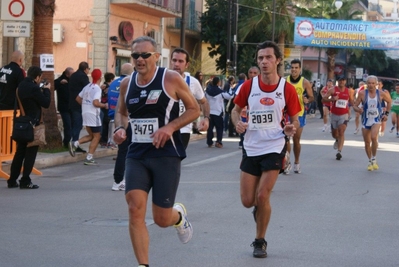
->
xmin=175 ymin=11 xmax=201 ymax=32
xmin=111 ymin=0 xmax=182 ymax=17
xmin=146 ymin=0 xmax=181 ymax=12
xmin=368 ymin=3 xmax=383 ymax=16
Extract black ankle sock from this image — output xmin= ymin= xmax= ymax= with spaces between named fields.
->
xmin=175 ymin=212 xmax=182 ymax=226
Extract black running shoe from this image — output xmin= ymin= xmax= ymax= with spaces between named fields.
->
xmin=76 ymin=146 xmax=87 ymax=153
xmin=251 ymin=238 xmax=267 ymax=258
xmin=336 ymin=152 xmax=342 ymax=160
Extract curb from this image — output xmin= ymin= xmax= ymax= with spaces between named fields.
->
xmin=1 ymin=133 xmax=207 ymax=176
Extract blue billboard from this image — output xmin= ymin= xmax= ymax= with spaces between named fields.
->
xmin=294 ymin=17 xmax=399 ymax=50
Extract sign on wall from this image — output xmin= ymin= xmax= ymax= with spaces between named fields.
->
xmin=1 ymin=0 xmax=33 ymax=21
xmin=294 ymin=17 xmax=399 ymax=50
xmin=3 ymin=21 xmax=30 ymax=37
xmin=40 ymin=54 xmax=54 ymax=71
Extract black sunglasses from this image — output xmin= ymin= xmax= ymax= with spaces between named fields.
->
xmin=131 ymin=52 xmax=157 ymax=59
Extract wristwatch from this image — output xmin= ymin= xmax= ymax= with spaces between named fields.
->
xmin=113 ymin=126 xmax=125 ymax=134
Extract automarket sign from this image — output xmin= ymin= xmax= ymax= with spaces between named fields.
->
xmin=294 ymin=17 xmax=399 ymax=50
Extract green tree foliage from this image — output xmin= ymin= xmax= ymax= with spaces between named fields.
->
xmin=377 ymin=58 xmax=399 ymax=80
xmin=201 ymin=0 xmax=230 ymax=74
xmin=201 ymin=0 xmax=272 ymax=75
xmin=348 ymin=50 xmax=388 ymax=75
xmin=201 ymin=0 xmax=312 ymax=76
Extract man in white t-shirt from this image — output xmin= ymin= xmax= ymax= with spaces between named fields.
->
xmin=170 ymin=47 xmax=210 ymax=149
xmin=68 ymin=68 xmax=108 ymax=165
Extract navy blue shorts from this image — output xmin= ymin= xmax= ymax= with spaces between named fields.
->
xmin=125 ymin=157 xmax=181 ymax=208
xmin=88 ymin=126 xmax=101 ymax=133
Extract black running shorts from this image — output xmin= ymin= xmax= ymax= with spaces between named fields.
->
xmin=125 ymin=157 xmax=181 ymax=208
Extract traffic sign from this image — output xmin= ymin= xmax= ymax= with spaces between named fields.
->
xmin=356 ymin=68 xmax=363 ymax=79
xmin=3 ymin=21 xmax=30 ymax=37
xmin=1 ymin=0 xmax=33 ymax=21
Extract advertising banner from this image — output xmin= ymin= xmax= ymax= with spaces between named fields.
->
xmin=294 ymin=17 xmax=399 ymax=50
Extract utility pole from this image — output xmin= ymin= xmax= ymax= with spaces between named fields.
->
xmin=226 ymin=0 xmax=232 ymax=75
xmin=232 ymin=0 xmax=238 ymax=76
xmin=180 ymin=0 xmax=186 ymax=48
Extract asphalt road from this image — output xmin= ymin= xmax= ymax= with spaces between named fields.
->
xmin=1 ymin=115 xmax=399 ymax=267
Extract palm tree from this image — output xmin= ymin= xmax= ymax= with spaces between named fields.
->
xmin=32 ymin=0 xmax=61 ymax=148
xmin=238 ymin=0 xmax=313 ymax=75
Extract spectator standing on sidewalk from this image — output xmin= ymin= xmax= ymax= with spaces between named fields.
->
xmin=54 ymin=67 xmax=74 ymax=148
xmin=205 ymin=76 xmax=233 ymax=148
xmin=0 ymin=51 xmax=25 ymax=110
xmin=7 ymin=66 xmax=51 ymax=189
xmin=108 ymin=63 xmax=134 ymax=191
xmin=100 ymin=72 xmax=115 ymax=147
xmin=69 ymin=69 xmax=107 ymax=165
xmin=68 ymin=62 xmax=90 ymax=153
xmin=223 ymin=76 xmax=236 ymax=135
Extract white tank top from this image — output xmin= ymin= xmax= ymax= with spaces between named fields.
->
xmin=244 ymin=76 xmax=287 ymax=156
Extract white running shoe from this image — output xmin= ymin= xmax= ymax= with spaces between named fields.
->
xmin=112 ymin=180 xmax=125 ymax=191
xmin=389 ymin=126 xmax=395 ymax=133
xmin=174 ymin=203 xmax=193 ymax=244
xmin=322 ymin=125 xmax=327 ymax=132
xmin=379 ymin=131 xmax=384 ymax=137
xmin=294 ymin=163 xmax=301 ymax=174
xmin=284 ymin=162 xmax=292 ymax=175
xmin=333 ymin=140 xmax=338 ymax=150
xmin=354 ymin=128 xmax=359 ymax=134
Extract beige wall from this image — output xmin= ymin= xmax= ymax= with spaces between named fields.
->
xmin=52 ymin=0 xmax=217 ymax=76
xmin=53 ymin=0 xmax=93 ymax=75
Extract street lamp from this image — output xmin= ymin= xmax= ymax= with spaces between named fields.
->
xmin=316 ymin=0 xmax=342 ymax=87
xmin=334 ymin=0 xmax=343 ymax=9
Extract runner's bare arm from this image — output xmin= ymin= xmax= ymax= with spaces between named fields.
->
xmin=232 ymin=104 xmax=247 ymax=134
xmin=303 ymin=79 xmax=314 ymax=103
xmin=197 ymin=97 xmax=210 ymax=131
xmin=353 ymin=90 xmax=364 ymax=113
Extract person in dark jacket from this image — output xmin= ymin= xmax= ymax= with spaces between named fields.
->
xmin=205 ymin=77 xmax=233 ymax=148
xmin=7 ymin=66 xmax=51 ymax=189
xmin=99 ymin=72 xmax=115 ymax=147
xmin=68 ymin=62 xmax=90 ymax=153
xmin=0 ymin=51 xmax=25 ymax=110
xmin=227 ymin=73 xmax=246 ymax=137
xmin=223 ymin=75 xmax=235 ymax=133
xmin=55 ymin=67 xmax=74 ymax=147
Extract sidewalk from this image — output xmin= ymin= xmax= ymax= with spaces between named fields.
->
xmin=1 ymin=130 xmax=206 ymax=175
